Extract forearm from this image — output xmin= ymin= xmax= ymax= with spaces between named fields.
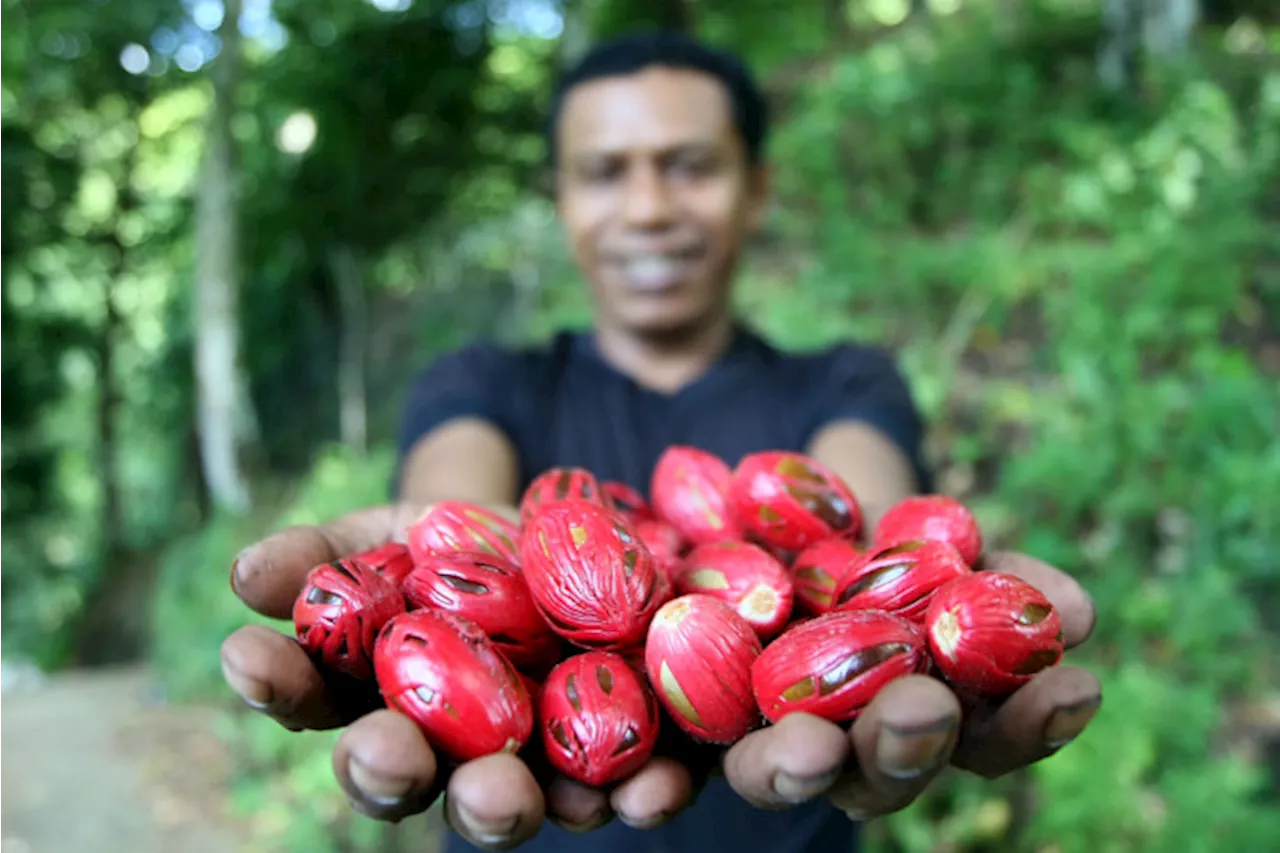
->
xmin=805 ymin=420 xmax=921 ymax=542
xmin=397 ymin=417 xmax=522 ymax=522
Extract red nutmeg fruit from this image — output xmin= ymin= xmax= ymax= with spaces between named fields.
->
xmin=373 ymin=610 xmax=534 ymax=763
xmin=602 ymin=481 xmax=655 ymax=525
xmin=520 ymin=499 xmax=663 ymax=651
xmin=729 ymin=451 xmax=863 ymax=553
xmin=519 ymin=467 xmax=608 ymax=527
xmin=644 ymin=594 xmax=762 ymax=744
xmin=830 ymin=540 xmax=971 ymax=624
xmin=650 ymin=446 xmax=742 ymax=546
xmin=293 ymin=557 xmax=406 ymax=681
xmin=791 ymin=538 xmax=862 ymax=615
xmin=874 ymin=495 xmax=984 ymax=567
xmin=675 ymin=540 xmax=794 ymax=640
xmin=925 ymin=572 xmax=1065 ymax=696
xmin=400 ymin=552 xmax=561 ymax=672
xmin=540 ymin=651 xmax=661 ymax=787
xmin=347 ymin=542 xmax=417 ymax=586
xmin=635 ymin=518 xmax=687 ymax=587
xmin=752 ymin=609 xmax=927 ymax=724
xmin=405 ymin=501 xmax=522 ymax=567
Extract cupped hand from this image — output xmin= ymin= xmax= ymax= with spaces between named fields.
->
xmin=721 ymin=551 xmax=1102 ymax=818
xmin=220 ymin=504 xmax=697 ymax=850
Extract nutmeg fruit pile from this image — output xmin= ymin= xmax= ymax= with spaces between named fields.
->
xmin=291 ymin=447 xmax=1066 ymax=786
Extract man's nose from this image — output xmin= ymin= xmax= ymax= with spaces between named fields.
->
xmin=622 ymin=165 xmax=675 ymax=229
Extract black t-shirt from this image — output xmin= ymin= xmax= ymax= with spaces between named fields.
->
xmin=393 ymin=325 xmax=931 ymax=853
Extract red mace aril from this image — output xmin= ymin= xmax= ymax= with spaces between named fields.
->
xmin=649 ymin=446 xmax=742 ymax=546
xmin=752 ymin=609 xmax=927 ymax=724
xmin=874 ymin=495 xmax=984 ymax=567
xmin=925 ymin=572 xmax=1065 ymax=696
xmin=675 ymin=540 xmax=794 ymax=640
xmin=519 ymin=467 xmax=608 ymax=527
xmin=405 ymin=501 xmax=522 ymax=567
xmin=829 ymin=540 xmax=971 ymax=624
xmin=293 ymin=558 xmax=406 ymax=681
xmin=791 ymin=538 xmax=862 ymax=615
xmin=400 ymin=553 xmax=561 ymax=671
xmin=348 ymin=542 xmax=417 ymax=586
xmin=730 ymin=451 xmax=863 ymax=553
xmin=635 ymin=518 xmax=686 ymax=586
xmin=373 ymin=610 xmax=534 ymax=763
xmin=540 ymin=651 xmax=661 ymax=787
xmin=644 ymin=594 xmax=762 ymax=744
xmin=520 ymin=499 xmax=663 ymax=651
xmin=602 ymin=481 xmax=654 ymax=524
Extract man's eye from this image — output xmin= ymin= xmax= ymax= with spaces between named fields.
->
xmin=671 ymin=158 xmax=716 ymax=178
xmin=580 ymin=163 xmax=621 ymax=183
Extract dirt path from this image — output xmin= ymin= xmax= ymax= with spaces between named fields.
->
xmin=2 ymin=664 xmax=247 ymax=853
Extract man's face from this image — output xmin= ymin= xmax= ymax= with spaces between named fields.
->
xmin=554 ymin=66 xmax=769 ymax=338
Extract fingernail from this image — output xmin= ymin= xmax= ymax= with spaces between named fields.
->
xmin=453 ymin=803 xmax=519 ymax=846
xmin=348 ymin=757 xmax=414 ymax=807
xmin=840 ymin=806 xmax=873 ymax=822
xmin=220 ymin=658 xmax=272 ymax=709
xmin=229 ymin=549 xmax=252 ymax=593
xmin=553 ymin=812 xmax=611 ymax=833
xmin=1044 ymin=697 xmax=1101 ymax=749
xmin=773 ymin=768 xmax=841 ymax=802
xmin=876 ymin=719 xmax=955 ymax=780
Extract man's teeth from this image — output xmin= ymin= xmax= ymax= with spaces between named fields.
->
xmin=623 ymin=255 xmax=686 ymax=284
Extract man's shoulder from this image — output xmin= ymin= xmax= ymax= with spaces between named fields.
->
xmin=762 ymin=335 xmax=903 ymax=382
xmin=416 ymin=331 xmax=579 ymax=381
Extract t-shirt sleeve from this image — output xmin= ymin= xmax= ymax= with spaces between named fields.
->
xmin=390 ymin=343 xmax=522 ymax=498
xmin=803 ymin=344 xmax=934 ymax=493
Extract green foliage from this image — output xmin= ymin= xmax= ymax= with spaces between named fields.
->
xmin=7 ymin=0 xmax=1278 ymax=850
xmin=737 ymin=4 xmax=1280 ymax=850
xmin=152 ymin=443 xmax=400 ymax=852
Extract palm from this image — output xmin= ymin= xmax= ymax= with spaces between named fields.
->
xmin=222 ymin=504 xmax=1100 ymax=849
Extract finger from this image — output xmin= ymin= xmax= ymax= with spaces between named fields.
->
xmin=220 ymin=624 xmax=378 ymax=730
xmin=231 ymin=504 xmax=421 ymax=618
xmin=722 ymin=712 xmax=851 ymax=809
xmin=610 ymin=756 xmax=695 ymax=829
xmin=545 ymin=775 xmax=613 ymax=833
xmin=978 ymin=551 xmax=1097 ymax=647
xmin=446 ymin=753 xmax=546 ymax=850
xmin=830 ymin=675 xmax=960 ymax=819
xmin=952 ymin=665 xmax=1102 ymax=779
xmin=333 ymin=709 xmax=441 ymax=821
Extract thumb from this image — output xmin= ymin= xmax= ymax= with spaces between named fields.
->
xmin=232 ymin=503 xmax=423 ymax=619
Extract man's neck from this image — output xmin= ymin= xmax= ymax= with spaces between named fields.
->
xmin=592 ymin=314 xmax=737 ymax=394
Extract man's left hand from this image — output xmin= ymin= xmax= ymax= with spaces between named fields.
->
xmin=720 ymin=550 xmax=1101 ymax=818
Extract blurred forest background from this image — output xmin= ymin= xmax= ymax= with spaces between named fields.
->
xmin=2 ymin=0 xmax=1278 ymax=851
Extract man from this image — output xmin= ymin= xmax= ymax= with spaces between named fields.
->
xmin=221 ymin=31 xmax=1101 ymax=853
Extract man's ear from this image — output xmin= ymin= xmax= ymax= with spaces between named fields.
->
xmin=746 ymin=161 xmax=772 ymax=233
xmin=536 ymin=164 xmax=557 ymax=201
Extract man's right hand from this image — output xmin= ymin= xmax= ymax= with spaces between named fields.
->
xmin=220 ymin=504 xmax=697 ymax=850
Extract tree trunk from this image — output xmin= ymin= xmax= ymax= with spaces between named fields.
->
xmin=328 ymin=245 xmax=368 ymax=453
xmin=559 ymin=0 xmax=597 ymax=67
xmin=1144 ymin=0 xmax=1199 ymax=60
xmin=74 ymin=176 xmax=146 ymax=666
xmin=1099 ymin=0 xmax=1143 ymax=91
xmin=98 ymin=270 xmax=124 ymax=565
xmin=194 ymin=0 xmax=253 ymax=514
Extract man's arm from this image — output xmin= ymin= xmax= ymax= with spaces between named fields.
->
xmin=800 ymin=344 xmax=930 ymax=538
xmin=390 ymin=343 xmax=529 ymax=522
xmin=806 ymin=420 xmax=920 ymax=539
xmin=397 ymin=416 xmax=522 ymax=522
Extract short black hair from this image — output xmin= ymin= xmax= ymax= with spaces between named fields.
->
xmin=544 ymin=29 xmax=769 ymax=168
